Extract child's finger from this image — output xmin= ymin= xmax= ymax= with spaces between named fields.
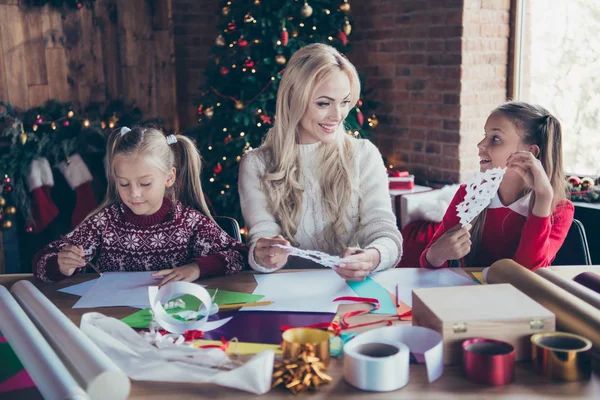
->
xmin=152 ymin=269 xmax=172 ymax=277
xmin=159 ymin=272 xmax=178 ymax=287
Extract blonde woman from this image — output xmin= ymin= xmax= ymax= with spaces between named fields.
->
xmin=239 ymin=43 xmax=402 ymax=281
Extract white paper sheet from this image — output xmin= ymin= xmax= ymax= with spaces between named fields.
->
xmin=240 ymin=270 xmax=355 ymax=313
xmin=73 ymin=271 xmax=162 ymax=309
xmin=371 ymin=268 xmax=477 ymax=307
xmin=58 ymin=279 xmax=98 ymax=297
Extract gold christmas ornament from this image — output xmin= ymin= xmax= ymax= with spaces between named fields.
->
xmin=204 ymin=107 xmax=214 ymax=119
xmin=344 ymin=19 xmax=352 ymax=35
xmin=0 ymin=197 xmax=6 ymax=207
xmin=301 ymin=2 xmax=313 ymax=17
xmin=222 ymin=6 xmax=230 ymax=16
xmin=5 ymin=206 xmax=16 ymax=216
xmin=275 ymin=54 xmax=287 ymax=65
xmin=215 ymin=34 xmax=226 ymax=46
xmin=254 ymin=0 xmax=260 ymax=4
xmin=235 ymin=100 xmax=245 ymax=110
xmin=67 ymin=110 xmax=74 ymax=118
xmin=340 ymin=0 xmax=350 ymax=12
xmin=1 ymin=220 xmax=12 ymax=230
xmin=19 ymin=132 xmax=27 ymax=145
xmin=368 ymin=115 xmax=379 ymax=128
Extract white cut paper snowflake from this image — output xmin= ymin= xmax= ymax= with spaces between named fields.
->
xmin=272 ymin=244 xmax=356 ymax=268
xmin=456 ymin=167 xmax=506 ymax=226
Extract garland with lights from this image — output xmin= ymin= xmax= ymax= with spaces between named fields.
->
xmin=23 ymin=0 xmax=95 ymax=10
xmin=0 ymin=100 xmax=156 ymax=228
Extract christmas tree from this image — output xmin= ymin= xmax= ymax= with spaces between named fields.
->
xmin=186 ymin=0 xmax=379 ymax=225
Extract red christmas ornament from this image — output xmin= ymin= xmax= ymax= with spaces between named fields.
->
xmin=220 ymin=66 xmax=230 ymax=75
xmin=337 ymin=31 xmax=348 ymax=46
xmin=3 ymin=185 xmax=12 ymax=194
xmin=213 ymin=163 xmax=223 ymax=174
xmin=36 ymin=117 xmax=43 ymax=125
xmin=259 ymin=114 xmax=273 ymax=124
xmin=280 ymin=27 xmax=289 ymax=46
xmin=568 ymin=176 xmax=581 ymax=186
xmin=357 ymin=99 xmax=363 ymax=107
xmin=62 ymin=120 xmax=70 ymax=127
xmin=238 ymin=38 xmax=248 ymax=48
xmin=197 ymin=105 xmax=204 ymax=115
xmin=26 ymin=225 xmax=33 ymax=233
xmin=356 ymin=109 xmax=364 ymax=126
xmin=243 ymin=58 xmax=255 ymax=68
xmin=3 ymin=177 xmax=10 ymax=185
xmin=227 ymin=22 xmax=237 ymax=31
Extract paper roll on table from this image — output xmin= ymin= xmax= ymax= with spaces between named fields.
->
xmin=486 ymin=260 xmax=600 ymax=352
xmin=0 ymin=286 xmax=89 ymax=400
xmin=573 ymin=272 xmax=600 ymax=294
xmin=10 ymin=280 xmax=131 ymax=400
xmin=535 ymin=268 xmax=600 ymax=310
xmin=343 ymin=325 xmax=443 ymax=392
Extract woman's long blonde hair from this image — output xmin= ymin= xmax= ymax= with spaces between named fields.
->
xmin=465 ymin=101 xmax=566 ymax=266
xmin=87 ymin=126 xmax=214 ymax=222
xmin=261 ymin=43 xmax=361 ymax=253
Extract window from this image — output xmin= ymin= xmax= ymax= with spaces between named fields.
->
xmin=513 ymin=0 xmax=600 ymax=175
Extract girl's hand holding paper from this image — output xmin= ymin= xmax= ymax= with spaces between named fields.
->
xmin=334 ymin=247 xmax=380 ymax=281
xmin=254 ymin=235 xmax=290 ymax=269
xmin=152 ymin=263 xmax=201 ymax=287
xmin=426 ymin=224 xmax=472 ymax=267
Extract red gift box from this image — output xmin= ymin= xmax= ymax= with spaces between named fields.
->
xmin=388 ymin=175 xmax=415 ymax=190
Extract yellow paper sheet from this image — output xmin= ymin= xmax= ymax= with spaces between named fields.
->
xmin=193 ymin=340 xmax=281 ymax=355
xmin=472 ymin=272 xmax=487 ymax=285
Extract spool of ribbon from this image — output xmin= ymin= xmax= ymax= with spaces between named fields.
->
xmin=148 ymin=281 xmax=231 ymax=334
xmin=343 ymin=325 xmax=443 ymax=392
xmin=462 ymin=338 xmax=515 ymax=386
xmin=281 ymin=327 xmax=331 ymax=367
xmin=531 ymin=332 xmax=592 ymax=381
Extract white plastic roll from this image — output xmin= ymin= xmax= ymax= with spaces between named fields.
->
xmin=10 ymin=280 xmax=130 ymax=400
xmin=343 ymin=325 xmax=444 ymax=392
xmin=0 ymin=286 xmax=89 ymax=400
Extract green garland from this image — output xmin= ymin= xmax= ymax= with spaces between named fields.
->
xmin=0 ymin=100 xmax=158 ymax=224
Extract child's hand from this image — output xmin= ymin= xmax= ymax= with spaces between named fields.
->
xmin=152 ymin=263 xmax=201 ymax=287
xmin=334 ymin=247 xmax=380 ymax=281
xmin=254 ymin=235 xmax=290 ymax=269
xmin=426 ymin=224 xmax=471 ymax=267
xmin=507 ymin=151 xmax=553 ymax=198
xmin=57 ymin=245 xmax=86 ymax=277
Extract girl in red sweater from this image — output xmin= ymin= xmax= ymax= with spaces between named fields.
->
xmin=421 ymin=102 xmax=574 ymax=270
xmin=34 ymin=127 xmax=247 ymax=283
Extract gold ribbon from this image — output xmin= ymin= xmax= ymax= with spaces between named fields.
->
xmin=531 ymin=332 xmax=592 ymax=381
xmin=281 ymin=327 xmax=330 ymax=367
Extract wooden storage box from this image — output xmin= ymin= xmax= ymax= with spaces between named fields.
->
xmin=412 ymin=283 xmax=555 ymax=365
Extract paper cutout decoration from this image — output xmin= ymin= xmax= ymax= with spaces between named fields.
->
xmin=273 ymin=244 xmax=356 ymax=268
xmin=347 ymin=277 xmax=398 ymax=315
xmin=456 ymin=167 xmax=506 ymax=226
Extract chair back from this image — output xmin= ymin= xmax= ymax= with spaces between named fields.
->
xmin=213 ymin=216 xmax=242 ymax=242
xmin=553 ymin=219 xmax=592 ymax=266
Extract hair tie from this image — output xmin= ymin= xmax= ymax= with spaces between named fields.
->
xmin=166 ymin=134 xmax=177 ymax=145
xmin=120 ymin=126 xmax=131 ymax=137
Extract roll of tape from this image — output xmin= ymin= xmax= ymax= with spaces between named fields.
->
xmin=343 ymin=325 xmax=443 ymax=392
xmin=531 ymin=332 xmax=592 ymax=381
xmin=281 ymin=328 xmax=331 ymax=367
xmin=462 ymin=338 xmax=515 ymax=386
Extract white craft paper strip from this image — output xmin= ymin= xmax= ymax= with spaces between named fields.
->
xmin=10 ymin=280 xmax=131 ymax=400
xmin=343 ymin=325 xmax=444 ymax=392
xmin=80 ymin=313 xmax=274 ymax=395
xmin=148 ymin=281 xmax=231 ymax=334
xmin=73 ymin=271 xmax=161 ymax=308
xmin=0 ymin=286 xmax=89 ymax=400
xmin=272 ymin=244 xmax=356 ymax=268
xmin=455 ymin=167 xmax=506 ymax=226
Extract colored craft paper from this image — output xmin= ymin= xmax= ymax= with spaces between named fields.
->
xmin=203 ymin=311 xmax=336 ymax=345
xmin=193 ymin=340 xmax=282 ymax=356
xmin=0 ymin=337 xmax=28 ymax=386
xmin=241 ymin=270 xmax=355 ymax=313
xmin=58 ymin=278 xmax=98 ymax=297
xmin=371 ymin=268 xmax=478 ymax=307
xmin=472 ymin=272 xmax=487 ymax=285
xmin=347 ymin=277 xmax=398 ymax=314
xmin=122 ymin=291 xmax=264 ymax=329
xmin=0 ymin=370 xmax=36 ymax=394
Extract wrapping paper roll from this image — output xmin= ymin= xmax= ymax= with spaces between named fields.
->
xmin=486 ymin=260 xmax=600 ymax=351
xmin=343 ymin=325 xmax=443 ymax=392
xmin=462 ymin=338 xmax=515 ymax=386
xmin=531 ymin=332 xmax=592 ymax=381
xmin=10 ymin=280 xmax=131 ymax=400
xmin=0 ymin=286 xmax=88 ymax=400
xmin=573 ymin=272 xmax=600 ymax=294
xmin=536 ymin=268 xmax=600 ymax=310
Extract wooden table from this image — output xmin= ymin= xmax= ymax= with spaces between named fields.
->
xmin=1 ymin=269 xmax=599 ymax=399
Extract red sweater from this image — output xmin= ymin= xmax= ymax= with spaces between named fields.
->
xmin=420 ymin=185 xmax=574 ymax=270
xmin=34 ymin=198 xmax=248 ymax=282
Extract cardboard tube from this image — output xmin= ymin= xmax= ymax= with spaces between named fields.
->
xmin=486 ymin=260 xmax=600 ymax=351
xmin=574 ymin=272 xmax=600 ymax=294
xmin=536 ymin=268 xmax=600 ymax=310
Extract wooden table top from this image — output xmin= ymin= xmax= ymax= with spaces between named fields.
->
xmin=1 ymin=268 xmax=599 ymax=399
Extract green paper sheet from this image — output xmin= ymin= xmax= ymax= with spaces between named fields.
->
xmin=121 ymin=290 xmax=264 ymax=329
xmin=0 ymin=342 xmax=24 ymax=383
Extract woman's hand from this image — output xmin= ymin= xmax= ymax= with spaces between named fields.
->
xmin=425 ymin=224 xmax=471 ymax=267
xmin=57 ymin=245 xmax=86 ymax=277
xmin=253 ymin=235 xmax=290 ymax=270
xmin=152 ymin=263 xmax=201 ymax=287
xmin=334 ymin=248 xmax=380 ymax=281
xmin=507 ymin=150 xmax=553 ymax=216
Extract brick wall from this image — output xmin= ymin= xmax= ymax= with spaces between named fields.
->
xmin=172 ymin=0 xmax=220 ymax=129
xmin=350 ymin=0 xmax=511 ymax=183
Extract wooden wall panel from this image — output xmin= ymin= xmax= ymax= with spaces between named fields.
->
xmin=0 ymin=0 xmax=177 ymax=130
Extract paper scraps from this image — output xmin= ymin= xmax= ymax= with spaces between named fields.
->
xmin=272 ymin=244 xmax=356 ymax=268
xmin=456 ymin=167 xmax=506 ymax=226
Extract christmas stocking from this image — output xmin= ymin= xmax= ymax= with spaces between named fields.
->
xmin=58 ymin=154 xmax=98 ymax=228
xmin=26 ymin=158 xmax=59 ymax=233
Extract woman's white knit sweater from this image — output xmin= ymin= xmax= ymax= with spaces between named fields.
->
xmin=238 ymin=139 xmax=403 ymax=273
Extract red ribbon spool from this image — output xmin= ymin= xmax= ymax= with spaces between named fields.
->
xmin=462 ymin=338 xmax=515 ymax=386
